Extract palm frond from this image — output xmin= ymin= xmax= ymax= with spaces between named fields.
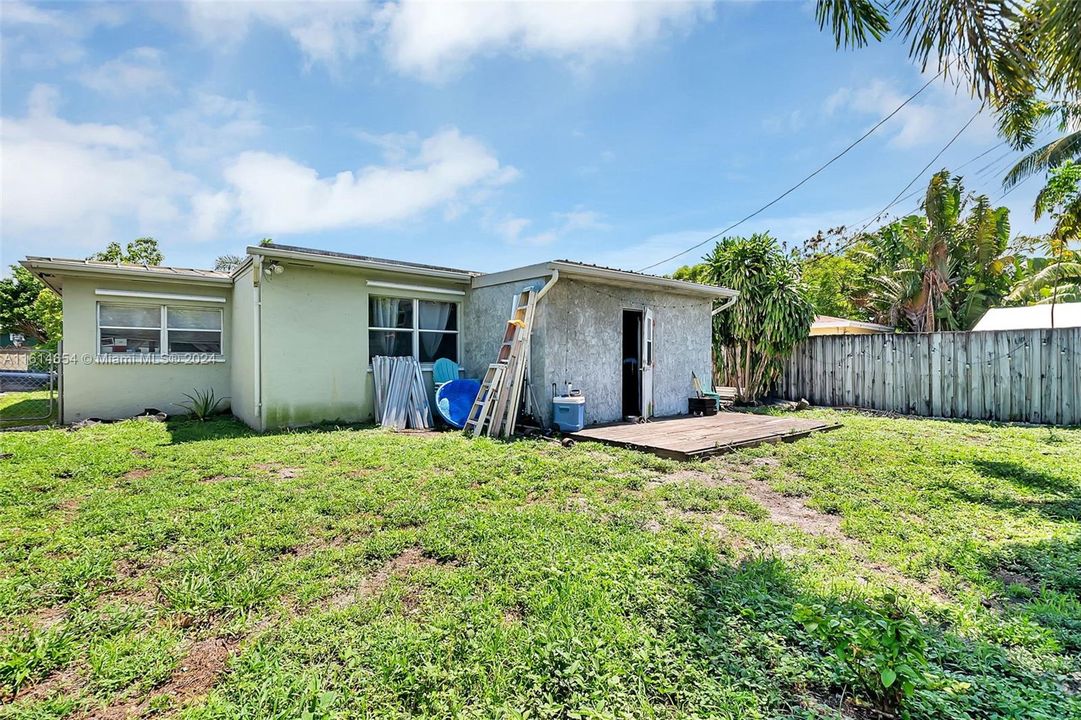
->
xmin=1006 ymin=261 xmax=1081 ymax=300
xmin=816 ymin=0 xmax=891 ymax=48
xmin=1002 ymin=130 xmax=1081 ymax=189
xmin=1038 ymin=0 xmax=1081 ymax=99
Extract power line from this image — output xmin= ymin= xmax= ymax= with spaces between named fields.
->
xmin=636 ymin=71 xmax=944 ymax=272
xmin=844 ymin=107 xmax=984 ymax=241
xmin=842 ymin=141 xmax=1008 ymax=235
xmin=803 ymin=109 xmax=987 ymax=262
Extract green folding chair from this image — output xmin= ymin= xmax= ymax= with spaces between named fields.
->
xmin=691 ymin=371 xmax=722 ymax=410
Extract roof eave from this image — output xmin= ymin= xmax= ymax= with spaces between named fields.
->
xmin=20 ymin=258 xmax=233 ymax=294
xmin=247 ymin=245 xmax=474 ymax=282
xmin=550 ymin=261 xmax=738 ymax=299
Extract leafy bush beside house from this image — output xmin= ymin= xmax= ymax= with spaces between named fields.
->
xmin=703 ymin=233 xmax=815 ymax=402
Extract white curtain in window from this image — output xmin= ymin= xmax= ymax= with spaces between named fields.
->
xmin=372 ymin=297 xmax=403 ymax=328
xmin=418 ymin=301 xmax=452 ymax=356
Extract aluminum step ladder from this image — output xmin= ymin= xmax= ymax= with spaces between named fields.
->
xmin=464 ymin=288 xmax=537 ymax=437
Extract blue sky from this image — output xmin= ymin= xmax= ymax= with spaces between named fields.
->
xmin=0 ymin=0 xmax=1051 ymax=275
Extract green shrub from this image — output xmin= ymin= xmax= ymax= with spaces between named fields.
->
xmin=794 ymin=592 xmax=929 ymax=712
xmin=177 ymin=388 xmax=228 ymax=421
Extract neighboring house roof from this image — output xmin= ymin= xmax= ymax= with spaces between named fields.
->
xmin=972 ymin=302 xmax=1081 ymax=331
xmin=810 ymin=315 xmax=893 ymax=335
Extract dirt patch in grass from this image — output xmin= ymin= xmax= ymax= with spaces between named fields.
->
xmin=741 ymin=478 xmax=843 ymax=537
xmin=198 ymin=474 xmax=237 ymax=484
xmin=29 ymin=605 xmax=68 ymax=630
xmin=82 ymin=636 xmax=236 ymax=719
xmin=326 ymin=548 xmax=442 ymax=609
xmin=164 ymin=636 xmax=235 ymax=705
xmin=12 ymin=663 xmax=84 ymax=705
xmin=121 ymin=469 xmax=153 ymax=482
xmin=56 ymin=497 xmax=82 ymax=515
xmin=995 ymin=566 xmax=1041 ymax=592
xmin=644 ymin=468 xmax=716 ymax=490
xmin=251 ymin=463 xmax=303 ymax=480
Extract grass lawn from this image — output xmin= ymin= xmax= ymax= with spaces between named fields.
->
xmin=0 ymin=410 xmax=1078 ymax=719
xmin=0 ymin=391 xmax=57 ymax=430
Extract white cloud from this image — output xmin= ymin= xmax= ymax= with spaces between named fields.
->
xmin=220 ymin=128 xmax=514 ymax=234
xmin=0 ymin=85 xmax=198 ymax=250
xmin=824 ymin=78 xmax=997 ymax=149
xmin=0 ymin=0 xmax=125 ymax=68
xmin=181 ymin=0 xmax=711 ymax=79
xmin=185 ymin=0 xmax=374 ymax=68
xmin=170 ymin=91 xmax=265 ymax=164
xmin=495 ymin=207 xmax=609 ymax=246
xmin=79 ymin=47 xmax=172 ymax=95
xmin=379 ymin=0 xmax=712 ymax=80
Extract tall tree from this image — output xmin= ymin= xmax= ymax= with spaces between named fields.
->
xmin=1007 ymin=161 xmax=1081 ymax=303
xmin=704 ymin=233 xmax=815 ymax=402
xmin=214 ymin=255 xmax=245 ymax=272
xmin=865 ymin=171 xmax=1013 ymax=331
xmin=814 ymin=1 xmax=1081 ymax=221
xmin=0 ymin=266 xmax=61 ymax=348
xmin=89 ymin=237 xmax=164 ymax=266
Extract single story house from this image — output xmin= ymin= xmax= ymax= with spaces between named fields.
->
xmin=22 ymin=243 xmax=737 ymax=431
xmin=972 ymin=302 xmax=1081 ymax=331
xmin=809 ymin=315 xmax=893 ymax=336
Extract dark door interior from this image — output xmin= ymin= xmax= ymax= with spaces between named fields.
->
xmin=622 ymin=310 xmax=642 ymax=417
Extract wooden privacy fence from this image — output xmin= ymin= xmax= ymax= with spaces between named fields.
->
xmin=777 ymin=328 xmax=1081 ymax=425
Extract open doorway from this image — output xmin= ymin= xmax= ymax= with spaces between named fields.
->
xmin=621 ymin=310 xmax=642 ymax=417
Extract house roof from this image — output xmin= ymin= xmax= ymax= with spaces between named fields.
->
xmin=811 ymin=315 xmax=893 ymax=332
xmin=249 ymin=242 xmax=478 ymax=281
xmin=20 ymin=244 xmax=737 ymax=299
xmin=473 ymin=259 xmax=738 ymax=298
xmin=972 ymin=302 xmax=1081 ymax=331
xmin=20 ymin=256 xmax=232 ymax=294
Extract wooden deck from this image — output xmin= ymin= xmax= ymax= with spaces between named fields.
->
xmin=568 ymin=412 xmax=840 ymax=460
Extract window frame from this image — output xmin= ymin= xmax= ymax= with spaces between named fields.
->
xmin=96 ymin=301 xmax=225 ymax=362
xmin=367 ymin=295 xmax=460 ymax=367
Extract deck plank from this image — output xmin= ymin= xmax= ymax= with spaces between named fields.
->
xmin=569 ymin=412 xmax=839 ymax=460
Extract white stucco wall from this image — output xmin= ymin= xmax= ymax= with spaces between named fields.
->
xmin=229 ymin=264 xmax=258 ymax=429
xmin=58 ymin=276 xmax=231 ymax=423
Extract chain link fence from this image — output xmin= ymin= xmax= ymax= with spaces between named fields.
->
xmin=0 ymin=349 xmax=59 ymax=428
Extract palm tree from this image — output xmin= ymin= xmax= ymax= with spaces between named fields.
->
xmin=1007 ymin=254 xmax=1081 ymax=303
xmin=814 ymin=1 xmax=1081 ymax=194
xmin=1008 ymin=161 xmax=1081 ymax=302
xmin=866 ymin=171 xmax=1013 ymax=332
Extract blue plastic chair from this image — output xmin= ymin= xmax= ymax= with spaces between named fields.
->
xmin=432 ymin=358 xmax=461 ymax=388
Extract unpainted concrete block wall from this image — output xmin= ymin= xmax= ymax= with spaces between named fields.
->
xmin=538 ymin=279 xmax=712 ymax=426
xmin=464 ymin=276 xmax=713 ymax=428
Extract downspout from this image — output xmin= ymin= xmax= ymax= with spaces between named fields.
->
xmin=526 ymin=269 xmax=559 ymax=423
xmin=252 ymin=256 xmax=263 ymax=430
xmin=535 ymin=268 xmax=559 ymax=301
xmin=711 ymin=291 xmax=738 ymax=315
